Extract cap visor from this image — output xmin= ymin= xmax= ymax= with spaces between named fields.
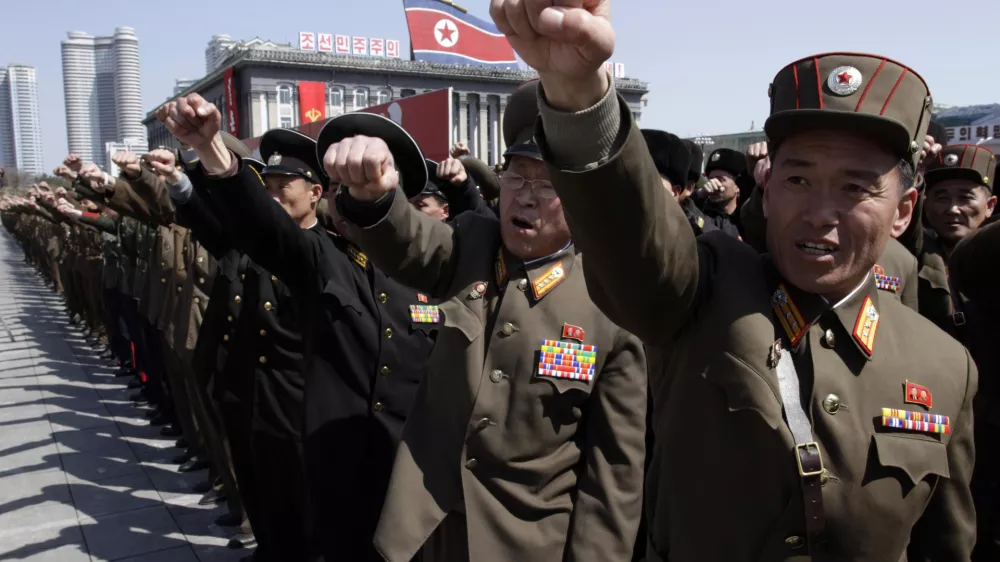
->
xmin=503 ymin=143 xmax=542 ymax=160
xmin=317 ymin=113 xmax=426 ymax=198
xmin=765 ymin=110 xmax=915 ymax=163
xmin=925 ymin=168 xmax=989 ymax=191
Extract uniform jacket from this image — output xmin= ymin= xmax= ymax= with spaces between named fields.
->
xmin=343 ymin=191 xmax=647 ymax=562
xmin=537 ymin=90 xmax=976 ymax=562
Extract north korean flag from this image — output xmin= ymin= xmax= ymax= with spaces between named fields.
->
xmin=403 ymin=0 xmax=518 ymax=69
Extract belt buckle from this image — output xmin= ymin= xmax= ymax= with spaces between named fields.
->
xmin=795 ymin=442 xmax=824 ymax=477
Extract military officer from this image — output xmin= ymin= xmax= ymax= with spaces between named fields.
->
xmin=331 ymin=81 xmax=647 ymax=562
xmin=491 ymin=2 xmax=976 ymax=560
xmin=157 ymin=95 xmax=438 ymax=562
xmin=699 ymin=147 xmax=747 ymax=238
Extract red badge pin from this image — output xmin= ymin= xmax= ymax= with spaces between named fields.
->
xmin=562 ymin=324 xmax=585 ymax=342
xmin=904 ymin=380 xmax=933 ymax=409
xmin=417 ymin=293 xmax=428 ymax=303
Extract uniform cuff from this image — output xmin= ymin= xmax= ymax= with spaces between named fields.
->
xmin=537 ymin=79 xmax=621 ymax=170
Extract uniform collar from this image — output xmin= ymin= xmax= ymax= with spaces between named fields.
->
xmin=498 ymin=241 xmax=576 ymax=301
xmin=765 ymin=259 xmax=881 ymax=360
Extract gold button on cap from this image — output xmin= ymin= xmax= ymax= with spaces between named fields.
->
xmin=822 ymin=394 xmax=841 ymax=415
xmin=500 ymin=323 xmax=515 ymax=336
xmin=465 ymin=458 xmax=478 ymax=469
xmin=384 ymin=328 xmax=393 ymax=338
xmin=824 ymin=329 xmax=837 ymax=347
xmin=785 ymin=536 xmax=804 ymax=549
xmin=490 ymin=370 xmax=503 ymax=383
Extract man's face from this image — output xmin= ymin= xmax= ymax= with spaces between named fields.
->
xmin=498 ymin=155 xmax=572 ymax=260
xmin=707 ymin=170 xmax=738 ymax=203
xmin=409 ymin=193 xmax=450 ymax=221
xmin=924 ymin=179 xmax=996 ymax=244
xmin=763 ymin=129 xmax=915 ymax=299
xmin=265 ymin=175 xmax=319 ymax=225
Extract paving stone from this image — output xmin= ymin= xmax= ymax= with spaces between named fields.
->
xmin=68 ymin=472 xmax=161 ymax=518
xmin=79 ymin=505 xmax=187 ymax=562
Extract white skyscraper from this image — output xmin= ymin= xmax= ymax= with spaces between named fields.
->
xmin=0 ymin=64 xmax=44 ymax=176
xmin=60 ymin=27 xmax=144 ymax=162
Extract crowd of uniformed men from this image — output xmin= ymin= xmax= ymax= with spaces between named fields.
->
xmin=2 ymin=3 xmax=999 ymax=561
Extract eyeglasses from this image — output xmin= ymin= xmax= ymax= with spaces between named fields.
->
xmin=499 ymin=172 xmax=557 ymax=200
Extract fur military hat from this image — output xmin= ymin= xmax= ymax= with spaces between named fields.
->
xmin=925 ymin=145 xmax=996 ymax=192
xmin=704 ymin=148 xmax=747 ymax=178
xmin=641 ymin=130 xmax=691 ymax=188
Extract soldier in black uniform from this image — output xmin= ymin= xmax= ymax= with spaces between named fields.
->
xmin=157 ymin=95 xmax=438 ymax=562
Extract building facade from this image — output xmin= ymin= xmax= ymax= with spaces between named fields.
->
xmin=0 ymin=64 xmax=44 ymax=176
xmin=60 ymin=27 xmax=144 ymax=163
xmin=147 ymin=46 xmax=648 ymax=167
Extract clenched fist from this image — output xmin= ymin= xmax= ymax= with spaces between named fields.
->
xmin=437 ymin=157 xmax=468 ymax=184
xmin=145 ymin=149 xmax=183 ymax=184
xmin=53 ymin=165 xmax=77 ymax=181
xmin=79 ymin=162 xmax=112 ymax=193
xmin=450 ymin=142 xmax=471 ymax=158
xmin=321 ymin=135 xmax=399 ymax=202
xmin=918 ymin=134 xmax=943 ymax=172
xmin=112 ymin=151 xmax=141 ymax=179
xmin=157 ymin=94 xmax=222 ymax=150
xmin=490 ymin=0 xmax=614 ymax=110
xmin=64 ymin=154 xmax=83 ymax=173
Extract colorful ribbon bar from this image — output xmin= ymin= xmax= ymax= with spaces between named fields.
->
xmin=409 ymin=305 xmax=441 ymax=324
xmin=882 ymin=416 xmax=951 ymax=435
xmin=881 ymin=408 xmax=950 ymax=426
xmin=540 ymin=352 xmax=596 ymax=365
xmin=542 ymin=340 xmax=598 ymax=353
xmin=537 ymin=367 xmax=594 ymax=381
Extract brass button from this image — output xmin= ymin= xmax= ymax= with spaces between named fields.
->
xmin=234 ymin=295 xmax=241 ymax=303
xmin=822 ymin=394 xmax=841 ymax=415
xmin=380 ymin=365 xmax=390 ymax=376
xmin=373 ymin=402 xmax=384 ymax=412
xmin=176 ymin=286 xmax=182 ymax=293
xmin=241 ymin=274 xmax=245 ymax=280
xmin=223 ymin=334 xmax=230 ymax=342
xmin=500 ymin=322 xmax=515 ymax=336
xmin=490 ymin=369 xmax=503 ymax=383
xmin=160 ymin=278 xmax=166 ymax=284
xmin=465 ymin=458 xmax=478 ymax=469
xmin=384 ymin=328 xmax=393 ymax=339
xmin=517 ymin=279 xmax=528 ymax=291
xmin=197 ymin=256 xmax=204 ymax=264
xmin=227 ymin=315 xmax=233 ymax=322
xmin=379 ymin=293 xmax=388 ymax=304
xmin=476 ymin=417 xmax=492 ymax=430
xmin=160 ymin=261 xmax=166 ymax=267
xmin=193 ymin=297 xmax=200 ymax=304
xmin=259 ymin=329 xmax=266 ymax=337
xmin=271 ymin=275 xmax=277 ymax=281
xmin=785 ymin=536 xmax=804 ymax=549
xmin=199 ymin=277 xmax=205 ymax=284
xmin=258 ymin=356 xmax=267 ymax=364
xmin=824 ymin=329 xmax=836 ymax=347
xmin=264 ymin=302 xmax=273 ymax=311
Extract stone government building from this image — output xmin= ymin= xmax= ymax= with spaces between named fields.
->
xmin=144 ymin=43 xmax=649 ymax=167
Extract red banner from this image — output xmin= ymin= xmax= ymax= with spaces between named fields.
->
xmin=223 ymin=67 xmax=239 ymax=137
xmin=242 ymin=88 xmax=452 ymax=163
xmin=298 ymin=81 xmax=327 ymax=125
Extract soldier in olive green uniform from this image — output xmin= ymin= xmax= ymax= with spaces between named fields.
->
xmin=335 ymin=81 xmax=647 ymax=562
xmin=491 ymin=5 xmax=975 ymax=559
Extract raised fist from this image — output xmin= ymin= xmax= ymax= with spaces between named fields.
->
xmin=145 ymin=149 xmax=183 ymax=184
xmin=79 ymin=162 xmax=111 ymax=192
xmin=157 ymin=94 xmax=222 ymax=149
xmin=64 ymin=154 xmax=83 ymax=173
xmin=450 ymin=141 xmax=471 ymax=158
xmin=55 ymin=187 xmax=68 ymax=198
xmin=437 ymin=157 xmax=468 ymax=185
xmin=53 ymin=165 xmax=77 ymax=180
xmin=490 ymin=0 xmax=613 ymax=109
xmin=112 ymin=151 xmax=141 ymax=178
xmin=321 ymin=135 xmax=399 ymax=202
xmin=918 ymin=134 xmax=943 ymax=172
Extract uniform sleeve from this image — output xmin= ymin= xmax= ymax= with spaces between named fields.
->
xmin=438 ymin=176 xmax=493 ymax=219
xmin=566 ymin=330 xmax=647 ymax=562
xmin=173 ymin=189 xmax=231 ymax=260
xmin=126 ymin=167 xmax=176 ymax=225
xmin=900 ymin=249 xmax=920 ymax=312
xmin=906 ymin=350 xmax=977 ymax=561
xmin=949 ymin=220 xmax=1000 ymax=305
xmin=342 ymin=186 xmax=463 ymax=298
xmin=107 ymin=177 xmax=156 ymax=223
xmin=537 ymin=86 xmax=702 ymax=345
xmin=201 ymin=161 xmax=318 ymax=293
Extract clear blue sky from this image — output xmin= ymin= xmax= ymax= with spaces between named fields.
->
xmin=0 ymin=0 xmax=995 ymax=172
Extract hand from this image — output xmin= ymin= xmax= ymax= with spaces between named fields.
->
xmin=321 ymin=135 xmax=399 ymax=202
xmin=450 ymin=141 xmax=471 ymax=158
xmin=753 ymin=157 xmax=771 ymax=188
xmin=112 ymin=151 xmax=142 ymax=178
xmin=918 ymin=134 xmax=943 ymax=172
xmin=746 ymin=141 xmax=768 ymax=167
xmin=157 ymin=94 xmax=222 ymax=150
xmin=703 ymin=177 xmax=727 ymax=200
xmin=53 ymin=165 xmax=77 ymax=180
xmin=64 ymin=154 xmax=83 ymax=173
xmin=145 ymin=149 xmax=183 ymax=184
xmin=79 ymin=162 xmax=111 ymax=192
xmin=490 ymin=0 xmax=614 ymax=110
xmin=55 ymin=187 xmax=68 ymax=198
xmin=437 ymin=157 xmax=468 ymax=185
